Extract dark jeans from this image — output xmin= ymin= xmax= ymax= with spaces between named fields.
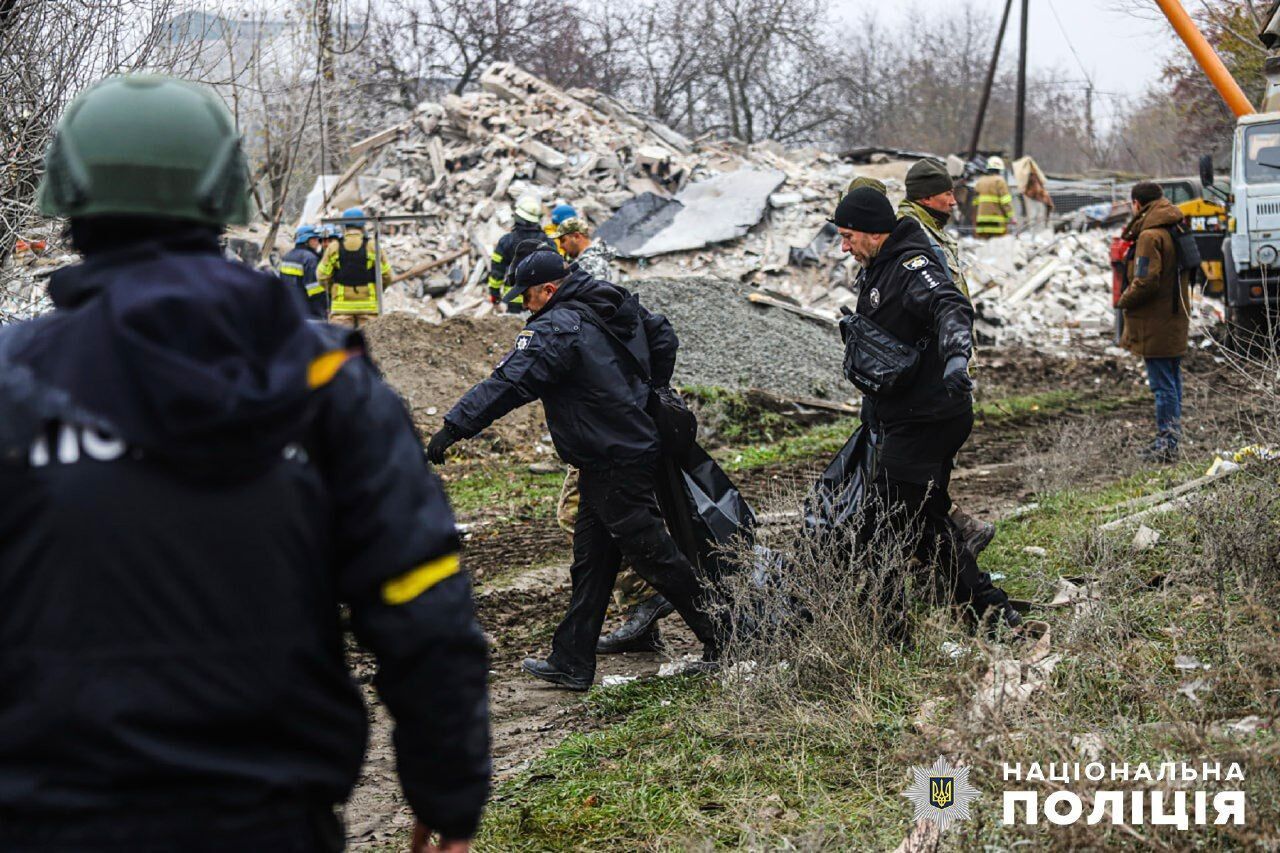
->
xmin=549 ymin=461 xmax=717 ymax=678
xmin=856 ymin=411 xmax=1009 ymax=622
xmin=1144 ymin=357 xmax=1183 ymax=446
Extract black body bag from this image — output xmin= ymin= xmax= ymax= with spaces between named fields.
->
xmin=838 ymin=310 xmax=923 ymax=397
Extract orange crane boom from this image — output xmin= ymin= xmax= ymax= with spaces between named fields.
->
xmin=1155 ymin=0 xmax=1255 ymax=116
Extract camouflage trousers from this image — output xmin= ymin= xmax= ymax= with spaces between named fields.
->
xmin=557 ymin=467 xmax=653 ymax=609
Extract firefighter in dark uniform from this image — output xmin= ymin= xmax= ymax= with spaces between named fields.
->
xmin=279 ymin=223 xmax=328 ymax=319
xmin=0 ymin=75 xmax=490 ymax=852
xmin=487 ymin=195 xmax=556 ymax=309
xmin=831 ymin=187 xmax=1021 ymax=633
xmin=427 ymin=251 xmax=720 ymax=691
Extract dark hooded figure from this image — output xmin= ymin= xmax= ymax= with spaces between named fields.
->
xmin=428 ymin=251 xmax=721 ymax=691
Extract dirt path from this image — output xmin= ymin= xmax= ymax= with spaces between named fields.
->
xmin=344 ymin=362 xmax=1253 ymax=847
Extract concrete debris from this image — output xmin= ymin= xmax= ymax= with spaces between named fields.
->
xmin=601 ymin=675 xmax=638 ymax=687
xmin=602 ymin=168 xmax=786 ymax=258
xmin=657 ymin=655 xmax=709 ymax=677
xmin=308 ymin=61 xmax=878 ymax=322
xmin=1131 ymin=524 xmax=1162 ymax=552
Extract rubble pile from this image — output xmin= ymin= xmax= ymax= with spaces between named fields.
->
xmin=329 ymin=62 xmax=883 ymax=322
xmin=335 ymin=61 xmax=1152 ymax=359
xmin=964 ymin=231 xmax=1116 ymax=351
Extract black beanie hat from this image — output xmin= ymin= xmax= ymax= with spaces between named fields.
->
xmin=906 ymin=158 xmax=953 ymax=200
xmin=1131 ymin=181 xmax=1163 ymax=206
xmin=829 ymin=186 xmax=896 ymax=233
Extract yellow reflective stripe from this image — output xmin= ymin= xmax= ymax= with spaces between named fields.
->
xmin=382 ymin=553 xmax=461 ymax=605
xmin=999 ymin=194 xmax=1013 ymax=203
xmin=976 ymin=195 xmax=1003 ymax=204
xmin=280 ymin=262 xmax=305 ymax=277
xmin=307 ymin=349 xmax=352 ymax=389
xmin=976 ymin=215 xmax=1008 ymax=222
xmin=330 ymin=285 xmax=380 ymax=314
xmin=305 ymin=284 xmax=325 ymax=296
xmin=491 ymin=251 xmax=503 ymax=263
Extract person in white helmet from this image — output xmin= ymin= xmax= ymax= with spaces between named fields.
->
xmin=488 ymin=195 xmax=556 ymax=310
xmin=972 ymin=156 xmax=1016 ymax=238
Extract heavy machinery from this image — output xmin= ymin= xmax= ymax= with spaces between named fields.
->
xmin=1157 ymin=0 xmax=1279 ymax=334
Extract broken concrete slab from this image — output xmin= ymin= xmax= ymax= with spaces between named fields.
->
xmin=600 ymin=168 xmax=786 ymax=258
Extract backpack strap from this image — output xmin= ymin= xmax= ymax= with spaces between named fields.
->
xmin=562 ymin=300 xmax=651 ymax=385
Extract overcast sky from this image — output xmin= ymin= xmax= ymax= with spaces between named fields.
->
xmin=832 ymin=0 xmax=1175 ymax=124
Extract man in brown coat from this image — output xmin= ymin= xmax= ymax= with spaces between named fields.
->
xmin=1118 ymin=182 xmax=1191 ymax=462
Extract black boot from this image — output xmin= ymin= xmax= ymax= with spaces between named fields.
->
xmin=521 ymin=657 xmax=592 ymax=692
xmin=596 ymin=595 xmax=674 ymax=654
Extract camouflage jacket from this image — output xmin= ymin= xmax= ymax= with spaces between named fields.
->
xmin=573 ymin=240 xmax=617 ymax=282
xmin=897 ymin=199 xmax=969 ymax=300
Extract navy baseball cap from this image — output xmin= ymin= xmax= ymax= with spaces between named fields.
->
xmin=505 ymin=250 xmax=568 ymax=303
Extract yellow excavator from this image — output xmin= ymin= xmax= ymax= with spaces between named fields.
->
xmin=1156 ymin=0 xmax=1278 ymax=332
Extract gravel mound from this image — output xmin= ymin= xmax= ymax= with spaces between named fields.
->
xmin=629 ymin=276 xmax=845 ymax=400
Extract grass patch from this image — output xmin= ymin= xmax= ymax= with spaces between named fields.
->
xmin=477 ymin=455 xmax=1280 ymax=849
xmin=444 ymin=464 xmax=565 ymax=519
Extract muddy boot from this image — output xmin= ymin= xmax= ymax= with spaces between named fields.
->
xmin=596 ymin=595 xmax=674 ymax=654
xmin=950 ymin=508 xmax=996 ymax=556
xmin=521 ymin=658 xmax=592 ymax=692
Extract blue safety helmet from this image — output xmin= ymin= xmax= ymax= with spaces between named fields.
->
xmin=324 ymin=223 xmax=342 ymax=239
xmin=342 ymin=207 xmax=365 ymax=226
xmin=294 ymin=224 xmax=321 ymax=245
xmin=550 ymin=203 xmax=577 ymax=225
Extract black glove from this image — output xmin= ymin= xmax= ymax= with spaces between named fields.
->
xmin=426 ymin=423 xmax=459 ymax=465
xmin=942 ymin=356 xmax=973 ymax=398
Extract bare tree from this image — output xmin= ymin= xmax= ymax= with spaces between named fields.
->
xmin=0 ymin=0 xmax=226 ymax=306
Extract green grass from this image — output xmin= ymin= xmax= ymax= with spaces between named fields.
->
xmin=445 ymin=465 xmax=566 ymax=519
xmin=475 ymin=455 xmax=1280 ymax=850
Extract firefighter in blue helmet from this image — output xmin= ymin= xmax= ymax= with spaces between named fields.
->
xmin=427 ymin=250 xmax=721 ymax=691
xmin=2 ymin=74 xmax=490 ymax=851
xmin=279 ymin=223 xmax=328 ymax=318
xmin=318 ymin=207 xmax=392 ymax=319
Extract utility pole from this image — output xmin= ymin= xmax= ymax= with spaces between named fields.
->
xmin=1014 ymin=0 xmax=1029 ymax=160
xmin=1085 ymin=83 xmax=1096 ymax=163
xmin=968 ymin=0 xmax=1014 ymax=161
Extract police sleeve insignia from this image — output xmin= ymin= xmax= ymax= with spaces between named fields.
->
xmin=903 ymin=255 xmax=929 ymax=271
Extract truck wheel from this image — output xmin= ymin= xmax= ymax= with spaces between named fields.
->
xmin=1227 ymin=304 xmax=1269 ymax=352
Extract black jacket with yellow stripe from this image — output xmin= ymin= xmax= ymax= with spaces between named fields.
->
xmin=279 ymin=244 xmax=327 ymax=319
xmin=0 ymin=235 xmax=490 ymax=841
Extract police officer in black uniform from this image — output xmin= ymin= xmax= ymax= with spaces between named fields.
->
xmin=0 ymin=75 xmax=490 ymax=852
xmin=831 ymin=187 xmax=1020 ymax=632
xmin=427 ymin=251 xmax=719 ymax=691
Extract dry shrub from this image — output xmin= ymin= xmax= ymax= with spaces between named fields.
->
xmin=1023 ymin=417 xmax=1143 ymax=497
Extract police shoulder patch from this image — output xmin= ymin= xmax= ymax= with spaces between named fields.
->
xmin=903 ymin=254 xmax=929 ymax=271
xmin=515 ymin=330 xmax=535 ymax=350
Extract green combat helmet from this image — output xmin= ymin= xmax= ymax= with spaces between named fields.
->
xmin=38 ymin=75 xmax=250 ymax=226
